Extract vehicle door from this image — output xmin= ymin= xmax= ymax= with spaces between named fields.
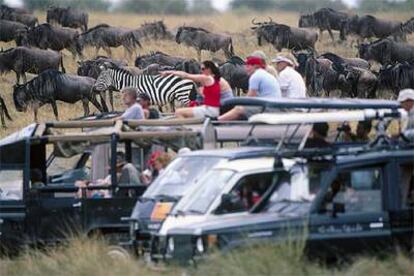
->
xmin=309 ymin=163 xmax=392 ymax=257
xmin=0 ymin=166 xmax=27 ymax=253
xmin=389 ymin=157 xmax=414 ymax=251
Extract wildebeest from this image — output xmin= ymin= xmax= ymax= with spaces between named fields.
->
xmin=135 ymin=51 xmax=200 ymax=74
xmin=340 ymin=15 xmax=404 ymax=42
xmin=0 ymin=47 xmax=65 ymax=84
xmin=0 ymin=95 xmax=12 ymax=128
xmin=252 ymin=19 xmax=318 ymax=51
xmin=175 ymin=26 xmax=234 ymax=61
xmin=318 ymin=52 xmax=369 ymax=69
xmin=17 ymin=23 xmax=82 ymax=59
xmin=133 ymin=21 xmax=170 ymax=40
xmin=0 ymin=19 xmax=27 ymax=43
xmin=46 ymin=6 xmax=88 ymax=32
xmin=378 ymin=62 xmax=414 ymax=95
xmin=359 ymin=38 xmax=414 ymax=65
xmin=77 ymin=56 xmax=128 ymax=79
xmin=299 ymin=8 xmax=350 ymax=42
xmin=77 ymin=24 xmax=142 ymax=58
xmin=219 ymin=56 xmax=249 ymax=94
xmin=0 ymin=4 xmax=37 ymax=27
xmin=13 ymin=69 xmax=102 ymax=121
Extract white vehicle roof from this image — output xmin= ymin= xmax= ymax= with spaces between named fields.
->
xmin=213 ymin=157 xmax=275 ymax=172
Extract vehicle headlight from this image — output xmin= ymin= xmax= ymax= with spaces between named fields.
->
xmin=167 ymin=237 xmax=175 ymax=253
xmin=196 ymin=237 xmax=204 ymax=253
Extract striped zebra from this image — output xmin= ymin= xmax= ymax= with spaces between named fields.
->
xmin=92 ymin=67 xmax=197 ymax=111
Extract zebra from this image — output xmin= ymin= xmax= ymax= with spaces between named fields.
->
xmin=92 ymin=67 xmax=197 ymax=112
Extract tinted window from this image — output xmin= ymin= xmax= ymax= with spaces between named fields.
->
xmin=324 ymin=167 xmax=383 ymax=213
xmin=399 ymin=162 xmax=414 ymax=208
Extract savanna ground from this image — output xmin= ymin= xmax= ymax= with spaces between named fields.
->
xmin=1 ymin=11 xmax=414 ymax=275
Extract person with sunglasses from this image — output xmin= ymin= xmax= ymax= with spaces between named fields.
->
xmin=161 ymin=60 xmax=222 ymax=119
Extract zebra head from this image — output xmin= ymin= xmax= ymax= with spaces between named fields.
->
xmin=13 ymin=84 xmax=29 ymax=112
xmin=93 ymin=68 xmax=116 ymax=93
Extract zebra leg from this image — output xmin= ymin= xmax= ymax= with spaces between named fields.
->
xmin=99 ymin=92 xmax=109 ymax=112
xmin=89 ymin=93 xmax=103 ymax=113
xmin=51 ymin=101 xmax=59 ymax=120
xmin=109 ymin=91 xmax=115 ymax=111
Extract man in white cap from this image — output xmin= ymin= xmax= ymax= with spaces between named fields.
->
xmin=272 ymin=55 xmax=307 ymax=98
xmin=398 ymin=88 xmax=414 ymax=131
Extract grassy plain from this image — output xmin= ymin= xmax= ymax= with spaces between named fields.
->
xmin=0 ymin=11 xmax=413 ymax=137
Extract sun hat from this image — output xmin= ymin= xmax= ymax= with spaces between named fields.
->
xmin=271 ymin=55 xmax=295 ymax=66
xmin=397 ymin=89 xmax=414 ymax=102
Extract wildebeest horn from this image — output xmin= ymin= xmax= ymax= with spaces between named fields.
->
xmin=268 ymin=17 xmax=273 ymax=23
xmin=251 ymin=18 xmax=260 ymax=25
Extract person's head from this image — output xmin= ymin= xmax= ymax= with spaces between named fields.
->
xmin=356 ymin=120 xmax=372 ymax=139
xmin=250 ymin=50 xmax=268 ymax=65
xmin=137 ymin=93 xmax=151 ymax=109
xmin=121 ymin=87 xmax=138 ymax=107
xmin=113 ymin=151 xmax=126 ymax=172
xmin=398 ymin=89 xmax=414 ymax=112
xmin=245 ymin=56 xmax=264 ymax=75
xmin=201 ymin=60 xmax=221 ymax=81
xmin=312 ymin=122 xmax=329 ymax=139
xmin=153 ymin=153 xmax=172 ymax=171
xmin=30 ymin=169 xmax=43 ymax=183
xmin=272 ymin=55 xmax=295 ymax=73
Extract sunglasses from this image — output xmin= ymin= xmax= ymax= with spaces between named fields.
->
xmin=201 ymin=67 xmax=207 ymax=71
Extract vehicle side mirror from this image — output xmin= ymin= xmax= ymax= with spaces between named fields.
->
xmin=216 ymin=193 xmax=244 ymax=214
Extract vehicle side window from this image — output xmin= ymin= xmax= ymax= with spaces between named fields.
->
xmin=323 ymin=167 xmax=383 ymax=213
xmin=221 ymin=172 xmax=274 ymax=213
xmin=0 ymin=169 xmax=24 ymax=200
xmin=399 ymin=163 xmax=414 ymax=208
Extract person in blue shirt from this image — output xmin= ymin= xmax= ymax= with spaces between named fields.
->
xmin=218 ymin=56 xmax=281 ymax=121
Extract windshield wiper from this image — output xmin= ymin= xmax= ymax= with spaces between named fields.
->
xmin=185 ymin=209 xmax=204 ymax=215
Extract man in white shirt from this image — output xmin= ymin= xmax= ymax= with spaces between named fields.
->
xmin=120 ymin=87 xmax=144 ymax=120
xmin=272 ymin=55 xmax=307 ymax=98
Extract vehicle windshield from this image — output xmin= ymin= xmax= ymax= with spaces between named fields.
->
xmin=173 ymin=169 xmax=236 ymax=215
xmin=262 ymin=162 xmax=325 ymax=215
xmin=47 ymin=154 xmax=84 ymax=176
xmin=0 ymin=169 xmax=23 ymax=200
xmin=142 ymin=156 xmax=224 ymax=199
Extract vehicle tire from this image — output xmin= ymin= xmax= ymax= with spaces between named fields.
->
xmin=107 ymin=245 xmax=131 ymax=260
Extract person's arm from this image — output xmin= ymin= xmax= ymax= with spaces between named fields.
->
xmin=161 ymin=70 xmax=213 ymax=86
xmin=247 ymin=73 xmax=259 ymax=97
xmin=278 ymin=71 xmax=289 ymax=95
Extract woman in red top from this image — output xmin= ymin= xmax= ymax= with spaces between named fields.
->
xmin=161 ymin=61 xmax=221 ymax=118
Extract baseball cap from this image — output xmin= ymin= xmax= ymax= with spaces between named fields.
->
xmin=245 ymin=56 xmax=264 ymax=68
xmin=397 ymin=89 xmax=414 ymax=102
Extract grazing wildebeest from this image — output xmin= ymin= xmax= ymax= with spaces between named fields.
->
xmin=318 ymin=52 xmax=369 ymax=69
xmin=135 ymin=51 xmax=186 ymax=68
xmin=299 ymin=8 xmax=350 ymax=42
xmin=219 ymin=56 xmax=249 ymax=94
xmin=378 ymin=62 xmax=414 ymax=95
xmin=77 ymin=24 xmax=142 ymax=58
xmin=401 ymin=17 xmax=414 ymax=35
xmin=0 ymin=47 xmax=65 ymax=84
xmin=175 ymin=26 xmax=234 ymax=61
xmin=46 ymin=6 xmax=88 ymax=32
xmin=340 ymin=15 xmax=404 ymax=42
xmin=93 ymin=66 xmax=197 ymax=112
xmin=0 ymin=19 xmax=27 ymax=43
xmin=133 ymin=21 xmax=169 ymax=40
xmin=252 ymin=19 xmax=318 ymax=51
xmin=0 ymin=95 xmax=12 ymax=128
xmin=332 ymin=63 xmax=378 ymax=98
xmin=0 ymin=4 xmax=37 ymax=27
xmin=359 ymin=38 xmax=414 ymax=65
xmin=17 ymin=23 xmax=82 ymax=59
xmin=13 ymin=69 xmax=102 ymax=121
xmin=77 ymin=56 xmax=128 ymax=79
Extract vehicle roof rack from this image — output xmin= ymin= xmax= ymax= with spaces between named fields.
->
xmin=223 ymin=97 xmax=401 ymax=110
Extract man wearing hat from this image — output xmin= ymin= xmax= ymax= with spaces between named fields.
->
xmin=398 ymin=88 xmax=414 ymax=131
xmin=250 ymin=50 xmax=278 ymax=77
xmin=272 ymin=55 xmax=307 ymax=99
xmin=219 ymin=56 xmax=281 ymax=121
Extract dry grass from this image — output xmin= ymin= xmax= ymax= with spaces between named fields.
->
xmin=1 ymin=11 xmax=413 ymax=138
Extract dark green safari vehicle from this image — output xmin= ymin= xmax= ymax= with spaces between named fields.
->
xmin=0 ymin=119 xmax=202 ymax=255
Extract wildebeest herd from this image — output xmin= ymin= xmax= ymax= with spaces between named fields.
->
xmin=0 ymin=5 xmax=413 ymax=128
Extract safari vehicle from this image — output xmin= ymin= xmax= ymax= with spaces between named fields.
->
xmin=0 ymin=118 xmax=203 ymax=255
xmin=157 ymin=106 xmax=414 ymax=264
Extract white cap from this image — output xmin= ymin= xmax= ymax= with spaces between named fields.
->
xmin=271 ymin=55 xmax=294 ymax=66
xmin=398 ymin=89 xmax=414 ymax=102
xmin=178 ymin=147 xmax=191 ymax=155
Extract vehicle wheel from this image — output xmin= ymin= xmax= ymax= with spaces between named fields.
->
xmin=107 ymin=245 xmax=131 ymax=261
